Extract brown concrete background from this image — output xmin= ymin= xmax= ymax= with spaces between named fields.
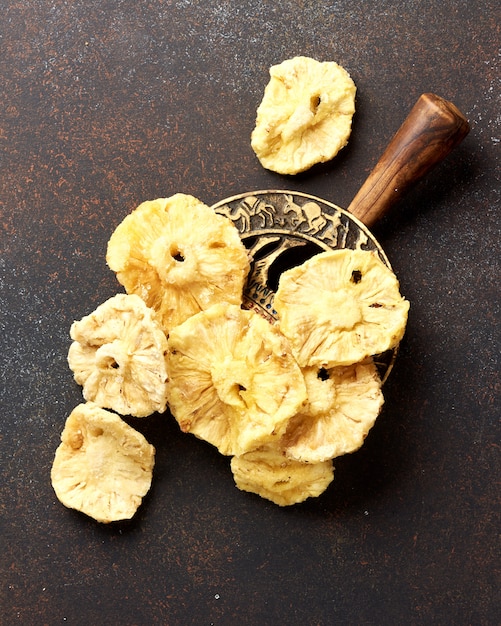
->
xmin=1 ymin=1 xmax=499 ymax=624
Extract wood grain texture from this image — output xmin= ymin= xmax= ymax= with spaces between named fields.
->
xmin=348 ymin=94 xmax=470 ymax=227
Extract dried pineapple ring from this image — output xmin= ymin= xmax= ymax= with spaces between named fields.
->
xmin=68 ymin=293 xmax=169 ymax=417
xmin=166 ymin=303 xmax=307 ymax=457
xmin=51 ymin=402 xmax=155 ymax=523
xmin=251 ymin=56 xmax=356 ymax=175
xmin=282 ymin=360 xmax=384 ymax=463
xmin=274 ymin=249 xmax=410 ymax=368
xmin=106 ymin=194 xmax=250 ymax=333
xmin=230 ymin=444 xmax=334 ymax=506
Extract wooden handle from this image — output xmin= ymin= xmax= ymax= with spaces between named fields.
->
xmin=347 ymin=93 xmax=470 ymax=228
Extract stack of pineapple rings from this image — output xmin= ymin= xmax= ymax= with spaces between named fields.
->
xmin=51 ymin=57 xmax=410 ymax=523
xmin=51 ymin=193 xmax=409 ymax=522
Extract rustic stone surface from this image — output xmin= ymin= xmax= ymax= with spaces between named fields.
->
xmin=1 ymin=1 xmax=499 ymax=624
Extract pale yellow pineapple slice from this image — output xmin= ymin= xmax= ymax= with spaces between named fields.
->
xmin=282 ymin=360 xmax=384 ymax=463
xmin=166 ymin=303 xmax=307 ymax=456
xmin=230 ymin=443 xmax=334 ymax=506
xmin=251 ymin=56 xmax=356 ymax=174
xmin=274 ymin=249 xmax=410 ymax=368
xmin=51 ymin=402 xmax=155 ymax=523
xmin=106 ymin=194 xmax=250 ymax=333
xmin=68 ymin=293 xmax=168 ymax=417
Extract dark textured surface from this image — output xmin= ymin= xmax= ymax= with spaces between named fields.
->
xmin=1 ymin=1 xmax=499 ymax=624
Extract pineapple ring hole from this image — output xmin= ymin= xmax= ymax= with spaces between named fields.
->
xmin=310 ymin=94 xmax=321 ymax=113
xmin=317 ymin=367 xmax=330 ymax=381
xmin=98 ymin=355 xmax=120 ymax=369
xmin=169 ymin=244 xmax=185 ymax=262
xmin=351 ymin=269 xmax=362 ymax=284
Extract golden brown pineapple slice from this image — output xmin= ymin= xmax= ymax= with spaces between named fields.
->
xmin=68 ymin=293 xmax=168 ymax=417
xmin=230 ymin=444 xmax=334 ymax=506
xmin=282 ymin=360 xmax=384 ymax=463
xmin=166 ymin=303 xmax=307 ymax=456
xmin=106 ymin=194 xmax=250 ymax=333
xmin=251 ymin=56 xmax=356 ymax=174
xmin=51 ymin=403 xmax=155 ymax=523
xmin=274 ymin=249 xmax=410 ymax=368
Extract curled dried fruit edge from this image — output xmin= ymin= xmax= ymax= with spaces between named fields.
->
xmin=51 ymin=402 xmax=155 ymax=523
xmin=166 ymin=302 xmax=307 ymax=457
xmin=68 ymin=293 xmax=169 ymax=418
xmin=106 ymin=194 xmax=250 ymax=334
xmin=230 ymin=444 xmax=334 ymax=506
xmin=282 ymin=360 xmax=385 ymax=464
xmin=251 ymin=56 xmax=356 ymax=174
xmin=274 ymin=249 xmax=410 ymax=369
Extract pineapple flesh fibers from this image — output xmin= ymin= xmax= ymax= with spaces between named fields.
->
xmin=68 ymin=294 xmax=169 ymax=418
xmin=231 ymin=444 xmax=334 ymax=506
xmin=51 ymin=403 xmax=155 ymax=523
xmin=166 ymin=303 xmax=307 ymax=457
xmin=106 ymin=194 xmax=250 ymax=334
xmin=282 ymin=360 xmax=384 ymax=463
xmin=274 ymin=249 xmax=410 ymax=368
xmin=251 ymin=56 xmax=356 ymax=174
